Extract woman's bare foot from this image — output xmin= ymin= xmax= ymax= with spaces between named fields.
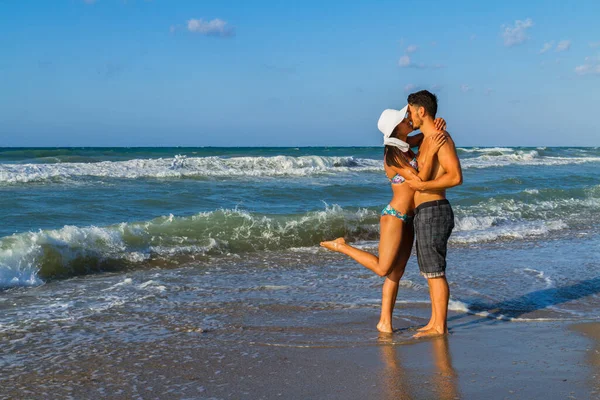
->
xmin=320 ymin=237 xmax=346 ymax=252
xmin=377 ymin=321 xmax=393 ymax=333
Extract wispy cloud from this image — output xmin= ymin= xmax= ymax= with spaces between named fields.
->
xmin=460 ymin=84 xmax=472 ymax=93
xmin=539 ymin=41 xmax=553 ymax=54
xmin=398 ymin=55 xmax=411 ymax=67
xmin=590 ymin=42 xmax=600 ymax=48
xmin=406 ymin=45 xmax=418 ymax=54
xmin=186 ymin=18 xmax=235 ymax=37
xmin=541 ymin=40 xmax=572 ymax=54
xmin=398 ymin=55 xmax=445 ymax=69
xmin=484 ymin=88 xmax=494 ymax=96
xmin=556 ymin=40 xmax=571 ymax=52
xmin=575 ymin=56 xmax=600 ymax=76
xmin=501 ymin=18 xmax=533 ymax=47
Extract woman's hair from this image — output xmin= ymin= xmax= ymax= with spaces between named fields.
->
xmin=384 ymin=124 xmax=414 ymax=169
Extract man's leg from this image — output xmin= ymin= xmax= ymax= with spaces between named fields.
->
xmin=413 ymin=202 xmax=454 ymax=338
xmin=418 ymin=282 xmax=436 ymax=332
xmin=414 ymin=276 xmax=449 ymax=338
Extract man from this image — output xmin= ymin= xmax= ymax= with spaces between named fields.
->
xmin=405 ymin=90 xmax=463 ymax=338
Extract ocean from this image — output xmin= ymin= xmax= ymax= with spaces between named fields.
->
xmin=0 ymin=146 xmax=599 ymax=344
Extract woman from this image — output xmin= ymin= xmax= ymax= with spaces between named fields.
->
xmin=321 ymin=106 xmax=447 ymax=333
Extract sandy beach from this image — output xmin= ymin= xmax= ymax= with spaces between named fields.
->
xmin=1 ymin=308 xmax=598 ymax=400
xmin=3 ymin=0 xmax=600 ymax=397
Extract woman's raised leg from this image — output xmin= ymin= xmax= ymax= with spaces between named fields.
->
xmin=320 ymin=216 xmax=404 ymax=277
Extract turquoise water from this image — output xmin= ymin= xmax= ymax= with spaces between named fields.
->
xmin=0 ymin=146 xmax=599 ymax=329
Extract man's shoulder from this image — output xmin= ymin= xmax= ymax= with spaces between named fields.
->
xmin=441 ymin=131 xmax=456 ymax=147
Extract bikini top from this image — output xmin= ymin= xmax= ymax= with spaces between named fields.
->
xmin=388 ymin=156 xmax=418 ymax=185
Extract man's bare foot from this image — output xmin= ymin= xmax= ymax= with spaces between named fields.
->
xmin=417 ymin=321 xmax=434 ymax=332
xmin=320 ymin=237 xmax=346 ymax=252
xmin=412 ymin=327 xmax=448 ymax=339
xmin=377 ymin=321 xmax=393 ymax=333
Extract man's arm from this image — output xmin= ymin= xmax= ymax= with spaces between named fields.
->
xmin=408 ymin=136 xmax=462 ymax=191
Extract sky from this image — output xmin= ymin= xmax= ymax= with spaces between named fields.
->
xmin=1 ymin=0 xmax=600 ymax=147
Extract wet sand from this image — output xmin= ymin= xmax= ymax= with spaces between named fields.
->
xmin=571 ymin=322 xmax=600 ymax=398
xmin=1 ymin=313 xmax=598 ymax=399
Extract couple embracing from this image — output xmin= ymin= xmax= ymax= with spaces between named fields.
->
xmin=321 ymin=90 xmax=463 ymax=338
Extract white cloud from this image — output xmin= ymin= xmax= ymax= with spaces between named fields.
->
xmin=187 ymin=18 xmax=235 ymax=37
xmin=575 ymin=56 xmax=600 ymax=76
xmin=460 ymin=84 xmax=472 ymax=93
xmin=398 ymin=55 xmax=445 ymax=69
xmin=484 ymin=88 xmax=494 ymax=96
xmin=430 ymin=84 xmax=443 ymax=91
xmin=502 ymin=18 xmax=533 ymax=47
xmin=539 ymin=42 xmax=553 ymax=54
xmin=406 ymin=45 xmax=418 ymax=53
xmin=556 ymin=40 xmax=571 ymax=52
xmin=398 ymin=55 xmax=411 ymax=67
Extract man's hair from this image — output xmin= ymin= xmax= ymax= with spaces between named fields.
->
xmin=407 ymin=90 xmax=438 ymax=118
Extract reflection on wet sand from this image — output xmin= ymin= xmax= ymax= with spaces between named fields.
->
xmin=378 ymin=333 xmax=413 ymax=400
xmin=430 ymin=336 xmax=459 ymax=400
xmin=378 ymin=334 xmax=459 ymax=400
xmin=571 ymin=323 xmax=600 ymax=397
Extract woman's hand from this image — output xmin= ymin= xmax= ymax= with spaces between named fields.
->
xmin=428 ymin=132 xmax=447 ymax=153
xmin=434 ymin=118 xmax=447 ymax=132
xmin=406 ymin=172 xmax=422 ymax=182
xmin=406 ymin=179 xmax=426 ymax=191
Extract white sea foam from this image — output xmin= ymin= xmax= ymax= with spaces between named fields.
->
xmin=462 ymin=150 xmax=600 ymax=169
xmin=0 ymin=192 xmax=597 ymax=288
xmin=448 ymin=299 xmax=472 ymax=313
xmin=458 ymin=147 xmax=515 ymax=153
xmin=0 ymin=237 xmax=45 ymax=288
xmin=0 ymin=205 xmax=381 ymax=288
xmin=523 ymin=268 xmax=554 ymax=288
xmin=0 ymin=155 xmax=383 ymax=183
xmin=2 ymin=150 xmax=600 ymax=184
xmin=451 ymin=220 xmax=568 ymax=244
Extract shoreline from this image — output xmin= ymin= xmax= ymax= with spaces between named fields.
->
xmin=1 ymin=311 xmax=598 ymax=399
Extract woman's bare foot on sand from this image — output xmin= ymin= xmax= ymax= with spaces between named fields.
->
xmin=320 ymin=237 xmax=346 ymax=252
xmin=377 ymin=321 xmax=393 ymax=333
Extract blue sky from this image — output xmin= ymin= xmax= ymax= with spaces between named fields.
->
xmin=1 ymin=0 xmax=599 ymax=147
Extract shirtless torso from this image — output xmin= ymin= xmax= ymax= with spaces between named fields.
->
xmin=414 ymin=134 xmax=458 ymax=207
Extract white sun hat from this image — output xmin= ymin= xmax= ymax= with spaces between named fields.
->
xmin=377 ymin=105 xmax=410 ymax=152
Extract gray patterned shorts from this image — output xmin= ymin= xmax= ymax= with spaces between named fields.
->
xmin=414 ymin=199 xmax=455 ymax=279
